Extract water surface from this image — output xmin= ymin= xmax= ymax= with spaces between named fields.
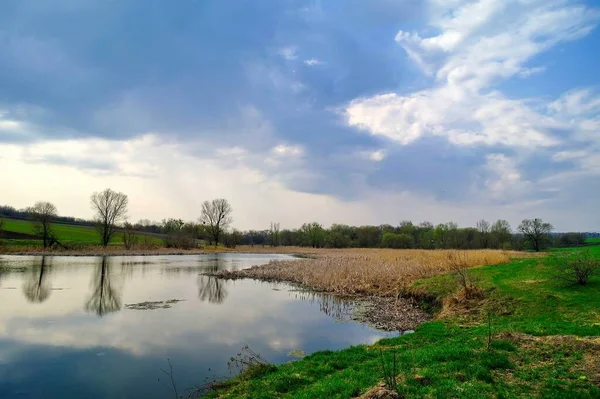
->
xmin=0 ymin=254 xmax=392 ymax=398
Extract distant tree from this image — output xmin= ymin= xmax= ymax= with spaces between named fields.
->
xmin=476 ymin=219 xmax=490 ymax=248
xmin=162 ymin=218 xmax=185 ymax=234
xmin=90 ymin=189 xmax=129 ymax=247
xmin=27 ymin=201 xmax=58 ymax=248
xmin=301 ymin=222 xmax=326 ymax=248
xmin=556 ymin=232 xmax=587 ymax=248
xmin=518 ymin=218 xmax=553 ymax=252
xmin=381 ymin=232 xmax=413 ymax=249
xmin=223 ymin=229 xmax=242 ymax=248
xmin=325 ymin=231 xmax=351 ymax=248
xmin=491 ymin=220 xmax=512 ymax=249
xmin=0 ymin=217 xmax=4 ymax=242
xmin=199 ymin=198 xmax=233 ymax=246
xmin=269 ymin=222 xmax=281 ymax=247
xmin=356 ymin=226 xmax=381 ymax=248
xmin=122 ymin=222 xmax=139 ymax=250
xmin=419 ymin=221 xmax=434 ymax=230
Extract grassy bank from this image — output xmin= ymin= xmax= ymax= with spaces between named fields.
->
xmin=206 ymin=246 xmax=600 ymax=398
xmin=0 ymin=218 xmax=163 ymax=248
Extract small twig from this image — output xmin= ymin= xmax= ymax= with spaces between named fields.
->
xmin=160 ymin=358 xmax=179 ymax=399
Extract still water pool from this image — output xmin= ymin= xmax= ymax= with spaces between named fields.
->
xmin=0 ymin=254 xmax=392 ymax=398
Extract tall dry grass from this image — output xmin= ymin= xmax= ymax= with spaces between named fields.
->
xmin=227 ymin=249 xmax=521 ymax=296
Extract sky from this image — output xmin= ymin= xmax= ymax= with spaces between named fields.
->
xmin=0 ymin=0 xmax=599 ymax=231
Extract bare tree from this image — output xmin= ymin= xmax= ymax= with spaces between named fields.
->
xmin=122 ymin=222 xmax=138 ymax=250
xmin=91 ymin=189 xmax=129 ymax=247
xmin=199 ymin=199 xmax=233 ymax=246
xmin=476 ymin=219 xmax=490 ymax=249
xmin=27 ymin=201 xmax=58 ymax=248
xmin=518 ymin=218 xmax=553 ymax=252
xmin=270 ymin=222 xmax=280 ymax=247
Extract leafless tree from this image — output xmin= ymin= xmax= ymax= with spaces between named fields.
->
xmin=518 ymin=218 xmax=553 ymax=252
xmin=270 ymin=222 xmax=280 ymax=247
xmin=122 ymin=222 xmax=139 ymax=250
xmin=476 ymin=219 xmax=490 ymax=249
xmin=199 ymin=199 xmax=232 ymax=246
xmin=27 ymin=201 xmax=58 ymax=248
xmin=91 ymin=188 xmax=129 ymax=246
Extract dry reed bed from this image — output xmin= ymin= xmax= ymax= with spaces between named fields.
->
xmin=209 ymin=249 xmax=521 ymax=297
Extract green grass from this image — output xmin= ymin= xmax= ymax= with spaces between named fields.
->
xmin=1 ymin=218 xmax=162 ymax=247
xmin=208 ymin=247 xmax=600 ymax=398
xmin=586 ymin=237 xmax=600 ymax=244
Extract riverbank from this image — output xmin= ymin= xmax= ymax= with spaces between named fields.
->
xmin=204 ymin=247 xmax=600 ymax=398
xmin=203 ymin=249 xmax=519 ymax=331
xmin=0 ymin=245 xmax=320 ymax=256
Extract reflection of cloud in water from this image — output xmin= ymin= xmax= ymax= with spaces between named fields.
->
xmin=85 ymin=257 xmax=123 ymax=316
xmin=22 ymin=256 xmax=52 ymax=303
xmin=0 ymin=255 xmax=391 ymax=365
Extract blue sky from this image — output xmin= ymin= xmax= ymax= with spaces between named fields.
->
xmin=1 ymin=0 xmax=599 ymax=231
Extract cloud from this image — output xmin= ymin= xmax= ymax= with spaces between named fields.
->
xmin=303 ymin=58 xmax=324 ymax=66
xmin=271 ymin=144 xmax=304 ymax=157
xmin=0 ymin=0 xmax=598 ymax=230
xmin=278 ymin=46 xmax=298 ymax=60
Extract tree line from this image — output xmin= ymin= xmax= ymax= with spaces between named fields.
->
xmin=0 ymin=190 xmax=595 ymax=251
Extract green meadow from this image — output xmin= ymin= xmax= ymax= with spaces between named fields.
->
xmin=208 ymin=246 xmax=600 ymax=398
xmin=0 ymin=218 xmax=162 ymax=247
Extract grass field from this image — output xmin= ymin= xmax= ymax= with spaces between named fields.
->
xmin=0 ymin=218 xmax=162 ymax=246
xmin=208 ymin=246 xmax=600 ymax=398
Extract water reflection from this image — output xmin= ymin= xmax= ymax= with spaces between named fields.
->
xmin=0 ymin=254 xmax=393 ymax=399
xmin=85 ymin=256 xmax=123 ymax=316
xmin=197 ymin=268 xmax=228 ymax=304
xmin=22 ymin=256 xmax=52 ymax=303
xmin=292 ymin=290 xmax=355 ymax=321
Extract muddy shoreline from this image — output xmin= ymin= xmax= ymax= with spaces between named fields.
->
xmin=203 ymin=268 xmax=432 ymax=332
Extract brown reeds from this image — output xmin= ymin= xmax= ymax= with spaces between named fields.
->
xmin=213 ymin=249 xmax=520 ymax=297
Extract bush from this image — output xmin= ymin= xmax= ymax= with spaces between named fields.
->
xmin=552 ymin=250 xmax=600 ymax=286
xmin=164 ymin=233 xmax=197 ymax=249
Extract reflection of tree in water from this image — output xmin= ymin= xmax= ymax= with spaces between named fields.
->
xmin=85 ymin=256 xmax=122 ymax=316
xmin=293 ymin=291 xmax=354 ymax=322
xmin=197 ymin=265 xmax=228 ymax=304
xmin=23 ymin=256 xmax=52 ymax=303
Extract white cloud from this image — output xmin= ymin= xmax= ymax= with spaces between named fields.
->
xmin=303 ymin=58 xmax=324 ymax=66
xmin=367 ymin=150 xmax=386 ymax=162
xmin=278 ymin=46 xmax=298 ymax=60
xmin=3 ymin=134 xmax=594 ymax=229
xmin=548 ymin=88 xmax=600 ymax=117
xmin=347 ymin=0 xmax=599 ymax=147
xmin=271 ymin=144 xmax=304 ymax=157
xmin=483 ymin=153 xmax=531 ymax=200
xmin=344 ymin=0 xmax=599 ymax=205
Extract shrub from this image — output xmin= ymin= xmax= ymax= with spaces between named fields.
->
xmin=553 ymin=250 xmax=600 ymax=286
xmin=164 ymin=233 xmax=197 ymax=249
